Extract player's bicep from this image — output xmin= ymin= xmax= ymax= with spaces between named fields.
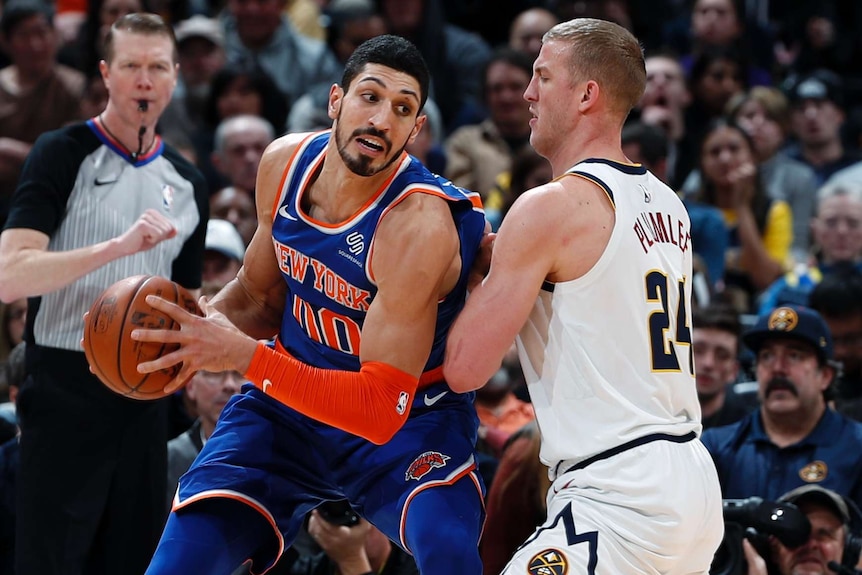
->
xmin=361 ymin=198 xmax=459 ymax=376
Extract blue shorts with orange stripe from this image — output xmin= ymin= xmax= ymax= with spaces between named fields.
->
xmin=173 ymin=382 xmax=485 ymax=568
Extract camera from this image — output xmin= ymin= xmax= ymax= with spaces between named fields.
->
xmin=710 ymin=497 xmax=811 ymax=575
xmin=316 ymin=499 xmax=360 ymax=527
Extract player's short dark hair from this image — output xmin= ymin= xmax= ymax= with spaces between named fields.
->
xmin=341 ymin=34 xmax=430 ymax=112
xmin=103 ymin=12 xmax=178 ymax=64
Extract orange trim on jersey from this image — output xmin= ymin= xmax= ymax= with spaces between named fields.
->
xmin=366 ymin=183 xmax=477 ymax=284
xmin=398 ymin=461 xmax=485 ymax=554
xmin=172 ymin=489 xmax=285 ymax=575
xmin=300 ymin=151 xmax=411 ymax=230
xmin=271 ymin=133 xmax=319 ymax=222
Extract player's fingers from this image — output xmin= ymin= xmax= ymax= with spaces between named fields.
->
xmin=130 ymin=327 xmax=184 ymax=344
xmin=137 ymin=349 xmax=183 ymax=374
xmin=144 ymin=294 xmax=190 ymax=320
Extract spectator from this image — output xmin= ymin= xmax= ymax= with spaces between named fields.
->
xmin=507 ymin=7 xmax=559 ymax=59
xmin=692 ymin=303 xmax=757 ymax=428
xmin=741 ymin=484 xmax=862 ymax=575
xmin=483 ymin=144 xmax=551 ymax=232
xmin=810 ymin=267 xmax=862 ymax=421
xmin=0 ymin=14 xmax=208 ymax=575
xmin=194 ymin=64 xmax=288 ymax=193
xmin=479 ymin=422 xmax=549 ymax=575
xmin=702 ymin=305 xmax=862 ymax=509
xmin=785 ymin=69 xmax=861 ymax=185
xmin=160 ymin=16 xmax=227 ymax=145
xmin=377 ymin=0 xmax=491 ymax=134
xmin=166 ymin=369 xmax=243 ymax=512
xmin=58 ymin=0 xmax=143 ymax=74
xmin=444 ymin=48 xmax=533 ymax=199
xmin=0 ymin=0 xmax=85 ymax=227
xmin=636 ymin=53 xmax=697 ymax=190
xmin=203 ymin=219 xmax=245 ymax=286
xmin=210 ymin=185 xmax=256 ymax=246
xmin=0 ymin=298 xmax=26 ymax=402
xmin=692 ymin=118 xmax=791 ymax=312
xmin=684 ymin=45 xmax=747 ymax=150
xmin=291 ymin=507 xmax=419 ymax=575
xmin=222 ymin=0 xmax=340 ymax=110
xmin=211 ymin=114 xmax=275 ymax=197
xmin=759 ymin=182 xmax=862 ymax=314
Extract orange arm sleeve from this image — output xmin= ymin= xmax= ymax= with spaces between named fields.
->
xmin=244 ymin=342 xmax=419 ymax=445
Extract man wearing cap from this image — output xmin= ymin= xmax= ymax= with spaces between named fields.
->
xmin=702 ymin=304 xmax=862 ymax=511
xmin=160 ymin=16 xmax=226 ymax=144
xmin=742 ymin=485 xmax=862 ymax=575
xmin=203 ymin=219 xmax=245 ymax=288
xmin=786 ymin=69 xmax=861 ymax=185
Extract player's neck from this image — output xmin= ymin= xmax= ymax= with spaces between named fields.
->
xmin=312 ymin=154 xmax=401 ymax=222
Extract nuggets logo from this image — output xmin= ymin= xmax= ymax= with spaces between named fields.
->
xmin=799 ymin=461 xmax=828 ymax=482
xmin=768 ymin=307 xmax=798 ymax=332
xmin=405 ymin=451 xmax=450 ymax=481
xmin=527 ymin=549 xmax=568 ymax=575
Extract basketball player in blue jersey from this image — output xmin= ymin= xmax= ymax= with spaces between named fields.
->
xmin=445 ymin=19 xmax=724 ymax=575
xmin=136 ymin=35 xmax=487 ymax=575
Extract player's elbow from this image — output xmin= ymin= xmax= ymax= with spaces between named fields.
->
xmin=361 ymin=417 xmax=406 ymax=445
xmin=443 ymin=363 xmax=484 ymax=393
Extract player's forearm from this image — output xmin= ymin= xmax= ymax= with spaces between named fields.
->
xmin=0 ymin=238 xmax=128 ymax=302
xmin=245 ymin=343 xmax=419 ymax=445
xmin=209 ymin=277 xmax=281 ymax=340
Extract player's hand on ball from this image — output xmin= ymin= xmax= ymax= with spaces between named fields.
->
xmin=132 ymin=295 xmax=257 ymax=394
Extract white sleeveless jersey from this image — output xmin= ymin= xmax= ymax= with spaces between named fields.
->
xmin=516 ymin=159 xmax=702 ymax=470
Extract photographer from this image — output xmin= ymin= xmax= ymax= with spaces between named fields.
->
xmin=742 ymin=485 xmax=862 ymax=575
xmin=290 ymin=501 xmax=418 ymax=575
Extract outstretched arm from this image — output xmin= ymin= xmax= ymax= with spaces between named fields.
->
xmin=444 ymin=176 xmax=613 ymax=392
xmin=0 ymin=209 xmax=177 ymax=303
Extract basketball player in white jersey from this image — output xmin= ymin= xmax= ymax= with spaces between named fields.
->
xmin=444 ymin=18 xmax=724 ymax=575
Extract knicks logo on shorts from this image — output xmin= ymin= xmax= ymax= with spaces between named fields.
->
xmin=405 ymin=451 xmax=450 ymax=481
xmin=527 ymin=548 xmax=569 ymax=575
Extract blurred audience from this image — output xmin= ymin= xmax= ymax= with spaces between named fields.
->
xmin=507 ymin=7 xmax=558 ymax=60
xmin=210 ymin=185 xmax=257 ymax=246
xmin=203 ymin=219 xmax=246 ymax=286
xmin=444 ymin=47 xmax=533 ymax=199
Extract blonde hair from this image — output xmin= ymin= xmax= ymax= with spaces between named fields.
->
xmin=543 ymin=18 xmax=645 ymax=117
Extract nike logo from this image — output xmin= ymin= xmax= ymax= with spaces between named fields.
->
xmin=94 ymin=177 xmax=118 ymax=186
xmin=423 ymin=391 xmax=448 ymax=406
xmin=278 ymin=204 xmax=298 ymax=221
xmin=262 ymin=379 xmax=272 ymax=393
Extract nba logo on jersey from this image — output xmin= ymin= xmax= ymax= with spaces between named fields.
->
xmin=161 ymin=185 xmax=175 ymax=211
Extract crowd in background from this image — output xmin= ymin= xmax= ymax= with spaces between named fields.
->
xmin=1 ymin=0 xmax=862 ymax=573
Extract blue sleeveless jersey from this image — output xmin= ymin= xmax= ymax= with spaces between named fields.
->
xmin=271 ymin=131 xmax=485 ymax=378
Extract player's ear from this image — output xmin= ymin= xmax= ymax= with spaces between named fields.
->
xmin=408 ymin=114 xmax=427 ymax=145
xmin=328 ymin=84 xmax=343 ymax=121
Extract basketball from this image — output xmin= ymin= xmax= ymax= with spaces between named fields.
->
xmin=82 ymin=274 xmax=202 ymax=400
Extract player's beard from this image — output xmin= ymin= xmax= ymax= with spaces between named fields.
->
xmin=334 ymin=113 xmax=407 ymax=177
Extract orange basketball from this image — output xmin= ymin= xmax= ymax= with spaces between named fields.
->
xmin=82 ymin=275 xmax=202 ymax=400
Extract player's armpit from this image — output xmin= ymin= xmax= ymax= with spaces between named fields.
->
xmin=245 ymin=342 xmax=419 ymax=445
